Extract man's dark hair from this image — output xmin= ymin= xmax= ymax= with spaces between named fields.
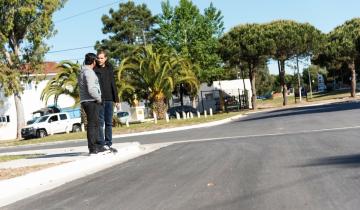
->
xmin=97 ymin=50 xmax=108 ymax=57
xmin=84 ymin=53 xmax=97 ymax=65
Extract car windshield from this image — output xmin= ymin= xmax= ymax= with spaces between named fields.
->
xmin=27 ymin=117 xmax=40 ymax=125
xmin=117 ymin=112 xmax=128 ymax=117
xmin=37 ymin=116 xmax=49 ymax=123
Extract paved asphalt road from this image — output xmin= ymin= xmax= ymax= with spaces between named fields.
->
xmin=4 ymin=101 xmax=360 ymax=209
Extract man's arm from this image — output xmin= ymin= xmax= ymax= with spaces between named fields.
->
xmin=110 ymin=66 xmax=120 ymax=103
xmin=85 ymin=70 xmax=102 ymax=103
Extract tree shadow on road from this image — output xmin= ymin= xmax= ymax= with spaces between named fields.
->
xmin=238 ymin=101 xmax=360 ymax=122
xmin=298 ymin=154 xmax=360 ymax=168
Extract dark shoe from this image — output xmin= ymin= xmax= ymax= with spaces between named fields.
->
xmin=97 ymin=146 xmax=108 ymax=153
xmin=105 ymin=145 xmax=118 ymax=153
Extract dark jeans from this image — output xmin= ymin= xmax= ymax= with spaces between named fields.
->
xmin=98 ymin=101 xmax=113 ymax=146
xmin=81 ymin=101 xmax=100 ymax=152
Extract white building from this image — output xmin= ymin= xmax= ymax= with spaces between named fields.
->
xmin=169 ymin=79 xmax=252 ymax=112
xmin=198 ymin=79 xmax=252 ymax=112
xmin=0 ymin=62 xmax=75 ymax=141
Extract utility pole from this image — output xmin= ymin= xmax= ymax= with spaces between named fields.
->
xmin=142 ymin=29 xmax=147 ymax=46
xmin=296 ymin=56 xmax=302 ymax=102
xmin=308 ymin=69 xmax=313 ymax=98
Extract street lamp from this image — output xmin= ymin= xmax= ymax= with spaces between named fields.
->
xmin=296 ymin=56 xmax=302 ymax=102
xmin=308 ymin=69 xmax=313 ymax=98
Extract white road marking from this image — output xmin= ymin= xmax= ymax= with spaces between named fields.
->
xmin=165 ymin=125 xmax=360 ymax=145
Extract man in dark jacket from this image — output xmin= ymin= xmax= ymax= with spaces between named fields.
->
xmin=95 ymin=50 xmax=119 ymax=153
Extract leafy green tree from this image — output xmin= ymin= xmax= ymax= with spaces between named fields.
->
xmin=302 ymin=65 xmax=327 ymax=91
xmin=41 ymin=61 xmax=80 ymax=106
xmin=272 ymin=74 xmax=296 ymax=93
xmin=156 ymin=0 xmax=224 ymax=84
xmin=118 ymin=45 xmax=199 ymax=119
xmin=318 ymin=18 xmax=360 ymax=97
xmin=96 ymin=1 xmax=158 ymax=61
xmin=265 ymin=20 xmax=323 ymax=105
xmin=220 ymin=23 xmax=274 ymax=109
xmin=256 ymin=65 xmax=274 ymax=96
xmin=0 ymin=0 xmax=66 ymax=139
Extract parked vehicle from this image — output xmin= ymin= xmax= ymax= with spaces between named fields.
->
xmin=61 ymin=107 xmax=81 ymax=119
xmin=21 ymin=112 xmax=82 ymax=139
xmin=26 ymin=106 xmax=61 ymax=125
xmin=224 ymin=96 xmax=240 ymax=112
xmin=167 ymin=105 xmax=198 ymax=118
xmin=116 ymin=111 xmax=130 ymax=124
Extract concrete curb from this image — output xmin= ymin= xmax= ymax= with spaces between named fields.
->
xmin=0 ymin=142 xmax=142 ymax=207
xmin=0 ymin=114 xmax=245 ymax=151
xmin=111 ymin=114 xmax=245 ymax=138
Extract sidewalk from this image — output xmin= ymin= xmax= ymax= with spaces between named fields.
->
xmin=0 ymin=142 xmax=172 ymax=207
xmin=0 ymin=113 xmax=247 ymax=207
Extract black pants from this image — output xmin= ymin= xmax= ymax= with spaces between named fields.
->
xmin=82 ymin=101 xmax=100 ymax=152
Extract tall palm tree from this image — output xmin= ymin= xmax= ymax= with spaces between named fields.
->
xmin=118 ymin=45 xmax=199 ymax=119
xmin=41 ymin=61 xmax=80 ymax=106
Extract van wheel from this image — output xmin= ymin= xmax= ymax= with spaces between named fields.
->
xmin=72 ymin=124 xmax=81 ymax=132
xmin=37 ymin=130 xmax=47 ymax=138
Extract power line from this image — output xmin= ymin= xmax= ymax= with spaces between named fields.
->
xmin=47 ymin=46 xmax=95 ymax=54
xmin=47 ymin=57 xmax=84 ymax=62
xmin=54 ymin=0 xmax=121 ymax=23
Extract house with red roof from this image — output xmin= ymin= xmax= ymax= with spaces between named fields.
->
xmin=0 ymin=62 xmax=76 ymax=140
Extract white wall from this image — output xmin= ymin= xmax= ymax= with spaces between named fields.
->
xmin=198 ymin=79 xmax=253 ymax=110
xmin=0 ymin=78 xmax=75 ymax=141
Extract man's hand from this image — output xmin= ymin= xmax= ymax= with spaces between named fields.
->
xmin=115 ymin=102 xmax=121 ymax=110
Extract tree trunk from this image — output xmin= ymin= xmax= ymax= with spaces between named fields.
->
xmin=152 ymin=92 xmax=167 ymax=119
xmin=349 ymin=60 xmax=356 ymax=97
xmin=14 ymin=93 xmax=25 ymax=139
xmin=249 ymin=64 xmax=257 ymax=110
xmin=180 ymin=83 xmax=184 ymax=107
xmin=279 ymin=60 xmax=287 ymax=106
xmin=190 ymin=96 xmax=197 ymax=108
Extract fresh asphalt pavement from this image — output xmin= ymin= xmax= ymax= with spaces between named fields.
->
xmin=2 ymin=101 xmax=360 ymax=153
xmin=3 ymin=101 xmax=360 ymax=209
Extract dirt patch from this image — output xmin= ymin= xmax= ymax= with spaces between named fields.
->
xmin=0 ymin=162 xmax=69 ymax=180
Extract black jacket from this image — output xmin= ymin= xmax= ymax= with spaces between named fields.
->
xmin=94 ymin=63 xmax=119 ymax=103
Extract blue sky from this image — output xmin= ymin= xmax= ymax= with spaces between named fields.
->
xmin=45 ymin=0 xmax=360 ymax=74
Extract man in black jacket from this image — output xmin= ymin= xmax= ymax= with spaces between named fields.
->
xmin=95 ymin=50 xmax=120 ymax=153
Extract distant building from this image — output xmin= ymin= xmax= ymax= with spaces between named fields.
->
xmin=317 ymin=73 xmax=327 ymax=92
xmin=198 ymin=79 xmax=252 ymax=112
xmin=0 ymin=62 xmax=75 ymax=140
xmin=169 ymin=79 xmax=252 ymax=112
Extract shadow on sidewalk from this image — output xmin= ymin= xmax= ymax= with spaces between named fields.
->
xmin=27 ymin=152 xmax=88 ymax=159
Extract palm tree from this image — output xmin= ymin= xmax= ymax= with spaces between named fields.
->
xmin=118 ymin=45 xmax=199 ymax=119
xmin=41 ymin=61 xmax=80 ymax=106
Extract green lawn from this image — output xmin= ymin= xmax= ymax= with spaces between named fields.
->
xmin=256 ymin=90 xmax=354 ymax=108
xmin=0 ymin=154 xmax=44 ymax=163
xmin=0 ymin=112 xmax=242 ymax=147
xmin=256 ymin=95 xmax=296 ymax=108
xmin=307 ymin=90 xmax=351 ymax=102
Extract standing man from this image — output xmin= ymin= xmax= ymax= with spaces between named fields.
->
xmin=78 ymin=53 xmax=106 ymax=155
xmin=95 ymin=50 xmax=119 ymax=153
